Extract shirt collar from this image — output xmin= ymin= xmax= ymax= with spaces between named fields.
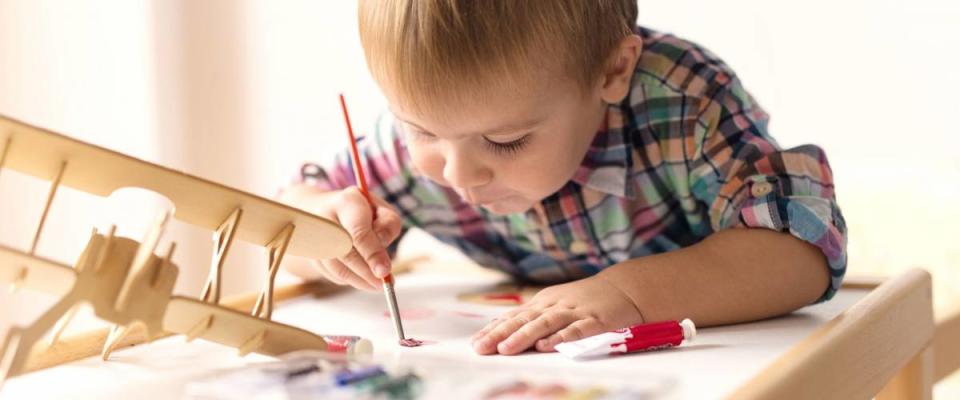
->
xmin=569 ymin=107 xmax=635 ymax=198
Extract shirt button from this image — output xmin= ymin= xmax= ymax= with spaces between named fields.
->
xmin=570 ymin=240 xmax=589 ymax=254
xmin=751 ymin=181 xmax=774 ymax=197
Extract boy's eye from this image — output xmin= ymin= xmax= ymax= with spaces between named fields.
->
xmin=483 ymin=134 xmax=531 ymax=156
xmin=402 ymin=122 xmax=530 ymax=156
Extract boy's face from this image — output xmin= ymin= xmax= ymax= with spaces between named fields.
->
xmin=388 ymin=74 xmax=607 ymax=215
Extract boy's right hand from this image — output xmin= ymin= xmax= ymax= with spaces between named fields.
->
xmin=281 ymin=185 xmax=403 ymax=292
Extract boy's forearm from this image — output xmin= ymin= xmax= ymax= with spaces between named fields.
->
xmin=598 ymin=228 xmax=830 ymax=327
xmin=278 ymin=183 xmax=335 ymax=214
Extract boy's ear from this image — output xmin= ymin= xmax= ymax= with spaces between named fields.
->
xmin=599 ymin=34 xmax=643 ymax=104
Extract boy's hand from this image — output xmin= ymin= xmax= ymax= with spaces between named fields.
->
xmin=470 ymin=275 xmax=644 ymax=355
xmin=282 ymin=185 xmax=403 ymax=292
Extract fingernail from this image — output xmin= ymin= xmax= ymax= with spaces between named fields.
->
xmin=497 ymin=340 xmax=512 ymax=353
xmin=374 ymin=263 xmax=389 ymax=277
xmin=474 ymin=338 xmax=489 ymax=350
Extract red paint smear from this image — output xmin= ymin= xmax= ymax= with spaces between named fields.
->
xmin=451 ymin=311 xmax=485 ymax=318
xmin=382 ymin=308 xmax=436 ymax=320
xmin=483 ymin=293 xmax=523 ymax=304
xmin=399 ymin=338 xmax=435 ymax=347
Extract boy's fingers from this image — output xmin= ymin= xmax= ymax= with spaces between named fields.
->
xmin=373 ymin=206 xmax=403 ymax=244
xmin=323 ymin=257 xmax=378 ymax=292
xmin=471 ymin=309 xmax=522 ymax=342
xmin=553 ymin=319 xmax=606 ymax=346
xmin=536 ymin=334 xmax=562 ymax=352
xmin=470 ymin=323 xmax=497 ymax=344
xmin=473 ymin=310 xmax=540 ymax=355
xmin=340 ymin=248 xmax=383 ymax=289
xmin=499 ymin=311 xmax=575 ymax=355
xmin=314 ymin=260 xmax=345 ymax=285
xmin=338 ymin=189 xmax=392 ymax=277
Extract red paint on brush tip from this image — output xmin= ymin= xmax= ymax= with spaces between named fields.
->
xmin=399 ymin=338 xmax=424 ymax=347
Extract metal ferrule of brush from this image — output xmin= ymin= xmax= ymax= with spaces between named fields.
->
xmin=382 ymin=279 xmax=405 ymax=340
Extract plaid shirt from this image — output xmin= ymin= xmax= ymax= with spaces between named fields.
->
xmin=297 ymin=27 xmax=847 ymax=301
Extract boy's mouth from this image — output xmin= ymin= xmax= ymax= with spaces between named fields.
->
xmin=456 ymin=188 xmax=513 ymax=206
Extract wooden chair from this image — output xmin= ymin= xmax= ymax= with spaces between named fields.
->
xmin=731 ymin=268 xmax=937 ymax=399
xmin=933 ymin=302 xmax=960 ymax=388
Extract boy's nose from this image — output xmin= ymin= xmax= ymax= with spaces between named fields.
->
xmin=442 ymin=151 xmax=492 ymax=190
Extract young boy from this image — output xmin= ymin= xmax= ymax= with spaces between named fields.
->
xmin=281 ymin=0 xmax=846 ymax=356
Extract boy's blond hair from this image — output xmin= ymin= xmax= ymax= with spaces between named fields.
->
xmin=358 ymin=0 xmax=638 ymax=115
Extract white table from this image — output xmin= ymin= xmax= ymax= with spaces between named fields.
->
xmin=2 ymin=266 xmax=872 ymax=399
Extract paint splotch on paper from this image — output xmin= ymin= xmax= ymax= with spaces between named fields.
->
xmin=398 ymin=338 xmax=436 ymax=347
xmin=450 ymin=311 xmax=485 ymax=318
xmin=483 ymin=293 xmax=523 ymax=304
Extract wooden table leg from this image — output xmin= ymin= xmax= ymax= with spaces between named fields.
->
xmin=877 ymin=346 xmax=934 ymax=400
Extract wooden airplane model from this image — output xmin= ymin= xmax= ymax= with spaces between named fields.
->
xmin=0 ymin=114 xmax=354 ymax=389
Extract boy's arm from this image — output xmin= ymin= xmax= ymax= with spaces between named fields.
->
xmin=598 ymin=227 xmax=829 ymax=327
xmin=473 ymin=76 xmax=847 ymax=355
xmin=471 ymin=227 xmax=829 ymax=355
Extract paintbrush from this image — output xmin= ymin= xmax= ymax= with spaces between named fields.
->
xmin=338 ymin=93 xmax=407 ymax=342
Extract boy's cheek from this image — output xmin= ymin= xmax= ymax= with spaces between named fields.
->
xmin=408 ymin=148 xmax=446 ymax=183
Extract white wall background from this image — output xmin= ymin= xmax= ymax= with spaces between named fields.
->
xmin=0 ymin=0 xmax=158 ymax=329
xmin=0 ymin=0 xmax=957 ymax=393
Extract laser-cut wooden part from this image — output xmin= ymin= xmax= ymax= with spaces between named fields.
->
xmin=0 ymin=137 xmax=10 ymax=170
xmin=0 ymin=229 xmax=169 ymax=383
xmin=23 ymin=280 xmax=343 ymax=374
xmin=115 ymin=210 xmax=173 ymax=312
xmin=252 ymin=223 xmax=294 ymax=320
xmin=47 ymin=305 xmax=80 ymax=346
xmin=185 ymin=315 xmax=214 ymax=343
xmin=114 ymin=211 xmax=174 ymax=312
xmin=200 ymin=207 xmax=242 ymax=305
xmin=162 ymin=297 xmax=327 ymax=357
xmin=0 ymin=114 xmax=351 ymax=260
xmin=0 ymin=113 xmax=360 ymax=390
xmin=100 ymin=325 xmax=135 ymax=361
xmin=1 ymin=229 xmax=335 ymax=386
xmin=29 ymin=161 xmax=66 ymax=255
xmin=99 ymin=211 xmax=179 ymax=360
xmin=0 ymin=243 xmax=76 ymax=296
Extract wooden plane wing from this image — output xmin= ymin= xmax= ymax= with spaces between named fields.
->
xmin=0 ymin=114 xmax=351 ymax=261
xmin=162 ymin=296 xmax=328 ymax=357
xmin=0 ymin=243 xmax=76 ymax=295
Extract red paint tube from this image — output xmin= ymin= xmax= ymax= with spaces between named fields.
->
xmin=322 ymin=335 xmax=373 ymax=355
xmin=554 ymin=319 xmax=696 ymax=359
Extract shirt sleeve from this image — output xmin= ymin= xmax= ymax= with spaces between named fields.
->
xmin=687 ymin=79 xmax=848 ymax=302
xmin=287 ymin=113 xmax=415 ymax=252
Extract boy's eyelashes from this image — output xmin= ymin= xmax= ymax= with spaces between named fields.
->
xmin=482 ymin=133 xmax=531 ymax=156
xmin=405 ymin=126 xmax=532 ymax=157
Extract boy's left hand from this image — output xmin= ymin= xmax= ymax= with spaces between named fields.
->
xmin=470 ymin=275 xmax=644 ymax=355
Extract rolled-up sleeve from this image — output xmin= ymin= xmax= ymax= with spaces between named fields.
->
xmin=688 ymin=80 xmax=848 ymax=302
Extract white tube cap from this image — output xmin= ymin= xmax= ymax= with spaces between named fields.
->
xmin=680 ymin=318 xmax=696 ymax=342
